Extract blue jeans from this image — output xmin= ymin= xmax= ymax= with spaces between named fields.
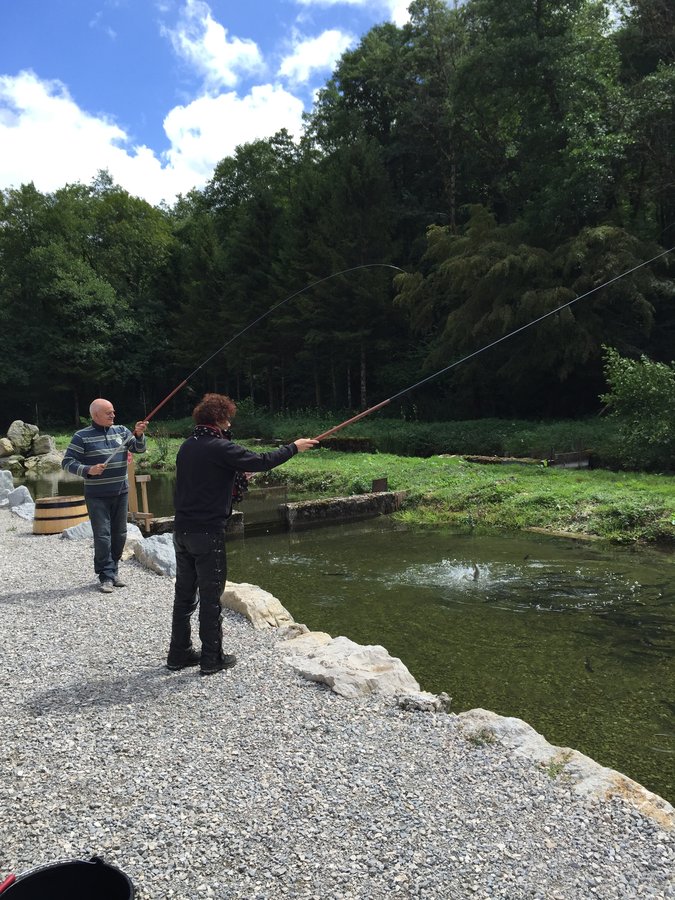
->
xmin=85 ymin=493 xmax=128 ymax=583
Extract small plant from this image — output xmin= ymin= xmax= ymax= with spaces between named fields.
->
xmin=466 ymin=728 xmax=496 ymax=747
xmin=153 ymin=427 xmax=171 ymax=467
xmin=544 ymin=751 xmax=572 ymax=779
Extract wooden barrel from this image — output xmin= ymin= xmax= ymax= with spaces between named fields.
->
xmin=33 ymin=495 xmax=89 ymax=535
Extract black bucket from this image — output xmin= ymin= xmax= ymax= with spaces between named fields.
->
xmin=0 ymin=857 xmax=134 ymax=899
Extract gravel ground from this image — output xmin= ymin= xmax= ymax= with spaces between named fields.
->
xmin=1 ymin=509 xmax=673 ymax=900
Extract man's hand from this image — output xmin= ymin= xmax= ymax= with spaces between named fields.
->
xmin=133 ymin=420 xmax=149 ymax=437
xmin=88 ymin=463 xmax=106 ymax=476
xmin=294 ymin=438 xmax=320 ymax=453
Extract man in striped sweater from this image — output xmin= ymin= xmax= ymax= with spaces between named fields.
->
xmin=62 ymin=398 xmax=148 ymax=593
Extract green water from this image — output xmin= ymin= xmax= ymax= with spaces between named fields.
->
xmin=227 ymin=519 xmax=674 ymax=804
xmin=22 ymin=474 xmax=674 ymax=801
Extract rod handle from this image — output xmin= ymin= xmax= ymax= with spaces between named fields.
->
xmin=313 ymin=399 xmax=391 ymax=441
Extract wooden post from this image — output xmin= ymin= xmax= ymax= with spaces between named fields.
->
xmin=127 ymin=454 xmax=153 ymax=532
xmin=135 ymin=475 xmax=153 ymax=533
xmin=127 ymin=455 xmax=139 ymax=514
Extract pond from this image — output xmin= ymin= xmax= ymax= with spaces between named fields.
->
xmin=227 ymin=520 xmax=674 ymax=805
xmin=20 ymin=473 xmax=675 ymax=803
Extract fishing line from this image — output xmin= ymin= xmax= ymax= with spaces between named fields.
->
xmin=313 ymin=246 xmax=674 ymax=441
xmin=103 ymin=263 xmax=404 ymax=464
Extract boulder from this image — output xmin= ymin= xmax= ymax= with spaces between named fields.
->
xmin=221 ymin=582 xmax=296 ymax=629
xmin=285 ymin=635 xmax=420 ymax=699
xmin=11 ymin=502 xmax=35 ymax=521
xmin=60 ymin=520 xmax=93 ymax=540
xmin=121 ymin=523 xmax=145 ymax=559
xmin=0 ymin=470 xmax=13 ymax=491
xmin=133 ymin=533 xmax=176 ymax=576
xmin=277 ymin=630 xmax=333 ymax=654
xmin=0 ymin=438 xmax=14 ymax=458
xmin=32 ymin=451 xmax=64 ymax=473
xmin=397 ymin=692 xmax=452 ymax=713
xmin=457 ymin=708 xmax=674 ymax=830
xmin=31 ymin=434 xmax=56 ymax=455
xmin=7 ymin=421 xmax=38 ymax=454
xmin=0 ymin=456 xmax=25 ymax=476
xmin=8 ymin=485 xmax=33 ymax=508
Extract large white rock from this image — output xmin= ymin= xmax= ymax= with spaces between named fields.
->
xmin=285 ymin=635 xmax=420 ymax=699
xmin=11 ymin=502 xmax=35 ymax=520
xmin=121 ymin=523 xmax=145 ymax=559
xmin=278 ymin=630 xmax=333 ymax=654
xmin=133 ymin=532 xmax=176 ymax=576
xmin=7 ymin=485 xmax=33 ymax=508
xmin=0 ymin=470 xmax=13 ymax=491
xmin=457 ymin=708 xmax=674 ymax=830
xmin=221 ymin=582 xmax=296 ymax=629
xmin=60 ymin=520 xmax=94 ymax=540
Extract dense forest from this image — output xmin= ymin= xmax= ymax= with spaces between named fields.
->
xmin=1 ymin=0 xmax=673 ymax=430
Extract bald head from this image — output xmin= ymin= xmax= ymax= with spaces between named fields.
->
xmin=90 ymin=399 xmax=115 ymax=426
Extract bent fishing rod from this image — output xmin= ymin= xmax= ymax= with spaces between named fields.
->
xmin=312 ymin=246 xmax=674 ymax=442
xmin=102 ymin=263 xmax=404 ymax=465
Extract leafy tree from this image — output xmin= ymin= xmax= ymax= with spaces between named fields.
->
xmin=453 ymin=0 xmax=626 ymax=239
xmin=395 ymin=206 xmax=662 ymax=416
xmin=600 ymin=345 xmax=675 ymax=469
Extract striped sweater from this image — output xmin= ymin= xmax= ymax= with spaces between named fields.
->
xmin=62 ymin=423 xmax=146 ymax=497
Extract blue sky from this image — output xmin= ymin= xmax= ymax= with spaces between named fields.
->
xmin=0 ymin=0 xmax=411 ymax=206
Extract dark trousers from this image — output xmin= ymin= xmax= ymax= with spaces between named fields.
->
xmin=171 ymin=531 xmax=227 ymax=662
xmin=85 ymin=493 xmax=128 ymax=583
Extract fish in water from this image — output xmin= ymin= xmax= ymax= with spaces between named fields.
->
xmin=585 ymin=656 xmax=594 ymax=672
xmin=472 ymin=564 xmax=480 ymax=580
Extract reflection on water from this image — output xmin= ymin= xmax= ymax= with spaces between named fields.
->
xmin=228 ymin=520 xmax=675 ymax=804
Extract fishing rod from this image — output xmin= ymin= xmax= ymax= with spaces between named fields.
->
xmin=312 ymin=246 xmax=674 ymax=442
xmin=102 ymin=263 xmax=404 ymax=465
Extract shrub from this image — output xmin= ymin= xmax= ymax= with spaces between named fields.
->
xmin=601 ymin=347 xmax=675 ymax=472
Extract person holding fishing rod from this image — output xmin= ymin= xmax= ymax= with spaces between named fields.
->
xmin=167 ymin=393 xmax=318 ymax=676
xmin=62 ymin=399 xmax=148 ymax=593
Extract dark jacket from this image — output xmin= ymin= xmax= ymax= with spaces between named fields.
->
xmin=174 ymin=430 xmax=297 ymax=532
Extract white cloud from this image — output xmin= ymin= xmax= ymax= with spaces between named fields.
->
xmin=278 ymin=29 xmax=355 ymax=84
xmin=0 ymin=70 xmax=305 ymax=206
xmin=164 ymin=0 xmax=264 ymax=90
xmin=163 ymin=85 xmax=305 ymax=178
xmin=294 ymin=0 xmax=412 ymax=26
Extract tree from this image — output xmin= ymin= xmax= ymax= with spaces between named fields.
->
xmin=453 ymin=0 xmax=626 ymax=239
xmin=395 ymin=206 xmax=661 ymax=416
xmin=601 ymin=345 xmax=675 ymax=469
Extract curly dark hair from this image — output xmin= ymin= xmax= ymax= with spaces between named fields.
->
xmin=192 ymin=393 xmax=237 ymax=426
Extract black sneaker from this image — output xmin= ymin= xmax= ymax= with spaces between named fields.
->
xmin=166 ymin=647 xmax=201 ymax=671
xmin=200 ymin=654 xmax=237 ymax=676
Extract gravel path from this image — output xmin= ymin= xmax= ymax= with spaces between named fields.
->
xmin=1 ymin=509 xmax=673 ymax=899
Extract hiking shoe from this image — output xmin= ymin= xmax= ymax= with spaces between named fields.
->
xmin=200 ymin=654 xmax=237 ymax=676
xmin=100 ymin=581 xmax=114 ymax=594
xmin=112 ymin=577 xmax=127 ymax=588
xmin=166 ymin=647 xmax=201 ymax=671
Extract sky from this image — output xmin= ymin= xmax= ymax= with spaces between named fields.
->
xmin=0 ymin=0 xmax=412 ymax=207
